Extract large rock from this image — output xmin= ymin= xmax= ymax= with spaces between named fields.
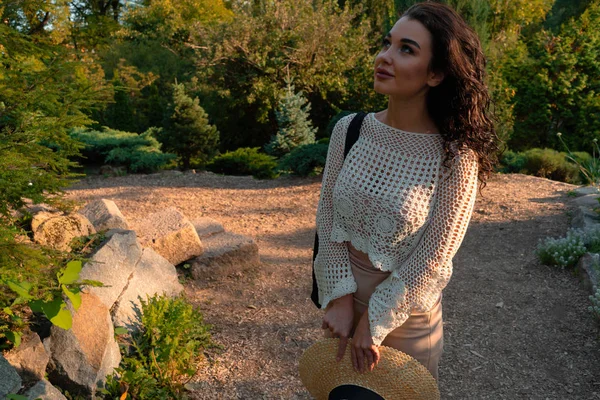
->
xmin=33 ymin=214 xmax=96 ymax=252
xmin=111 ymin=248 xmax=184 ymax=329
xmin=45 ymin=293 xmax=120 ymax=397
xmin=578 ymin=252 xmax=600 ymax=294
xmin=79 ymin=199 xmax=129 ymax=231
xmin=0 ymin=354 xmax=22 ymax=398
xmin=190 ymin=232 xmax=259 ymax=279
xmin=79 ymin=230 xmax=143 ymax=309
xmin=571 ymin=206 xmax=600 ymax=231
xmin=24 ymin=379 xmax=67 ymax=400
xmin=192 ymin=217 xmax=225 ymax=239
xmin=4 ymin=331 xmax=49 ymax=383
xmin=31 ymin=211 xmax=60 ymax=233
xmin=136 ymin=207 xmax=204 ymax=265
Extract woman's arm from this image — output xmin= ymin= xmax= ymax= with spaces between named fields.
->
xmin=314 ymin=114 xmax=358 ymax=309
xmin=368 ymin=148 xmax=479 ymax=345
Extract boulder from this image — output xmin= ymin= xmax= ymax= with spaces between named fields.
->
xmin=112 ymin=248 xmax=184 ymax=329
xmin=4 ymin=331 xmax=49 ymax=383
xmin=0 ymin=354 xmax=22 ymax=398
xmin=79 ymin=199 xmax=129 ymax=231
xmin=33 ymin=214 xmax=96 ymax=252
xmin=190 ymin=232 xmax=259 ymax=279
xmin=79 ymin=230 xmax=142 ymax=310
xmin=31 ymin=211 xmax=60 ymax=233
xmin=192 ymin=217 xmax=225 ymax=239
xmin=573 ymin=186 xmax=600 ymax=196
xmin=45 ymin=292 xmax=120 ymax=397
xmin=571 ymin=206 xmax=600 ymax=231
xmin=136 ymin=207 xmax=204 ymax=265
xmin=573 ymin=194 xmax=600 ymax=208
xmin=578 ymin=252 xmax=600 ymax=294
xmin=24 ymin=379 xmax=67 ymax=400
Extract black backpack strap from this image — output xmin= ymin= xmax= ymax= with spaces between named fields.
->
xmin=344 ymin=112 xmax=367 ymax=158
xmin=311 ymin=112 xmax=367 ymax=309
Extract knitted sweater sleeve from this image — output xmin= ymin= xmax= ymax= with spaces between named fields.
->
xmin=368 ymin=149 xmax=479 ymax=345
xmin=314 ymin=115 xmax=357 ymax=309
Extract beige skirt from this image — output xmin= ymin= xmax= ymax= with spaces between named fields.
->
xmin=326 ymin=243 xmax=444 ymax=380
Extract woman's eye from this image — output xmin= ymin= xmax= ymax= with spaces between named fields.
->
xmin=400 ymin=44 xmax=414 ymax=54
xmin=381 ymin=38 xmax=391 ymax=48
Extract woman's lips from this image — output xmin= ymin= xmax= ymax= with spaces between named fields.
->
xmin=375 ymin=68 xmax=394 ymax=79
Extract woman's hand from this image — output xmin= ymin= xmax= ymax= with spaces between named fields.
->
xmin=351 ymin=310 xmax=380 ymax=373
xmin=322 ymin=294 xmax=354 ymax=361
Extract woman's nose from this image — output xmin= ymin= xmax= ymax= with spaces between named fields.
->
xmin=375 ymin=48 xmax=392 ymax=65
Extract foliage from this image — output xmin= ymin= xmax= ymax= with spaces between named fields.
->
xmin=191 ymin=0 xmax=378 ymax=150
xmin=498 ymin=148 xmax=582 ymax=183
xmin=536 ymin=228 xmax=588 ymax=268
xmin=265 ymin=82 xmax=317 ymax=157
xmin=156 ymin=83 xmax=220 ymax=170
xmin=207 ymin=148 xmax=279 ymax=180
xmin=71 ymin=127 xmax=175 ymax=173
xmin=557 ymin=132 xmax=600 ymax=187
xmin=277 ymin=143 xmax=329 ymax=177
xmin=101 ymin=294 xmax=215 ymax=399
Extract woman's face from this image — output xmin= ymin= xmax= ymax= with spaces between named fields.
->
xmin=373 ymin=17 xmax=443 ymax=99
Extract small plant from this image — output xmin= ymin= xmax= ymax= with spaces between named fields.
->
xmin=566 ymin=190 xmax=578 ymax=197
xmin=589 ymin=288 xmax=600 ymax=320
xmin=102 ymin=294 xmax=216 ymax=399
xmin=536 ymin=228 xmax=587 ymax=268
xmin=557 ymin=132 xmax=600 ymax=186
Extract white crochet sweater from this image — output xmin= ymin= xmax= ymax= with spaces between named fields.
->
xmin=314 ymin=113 xmax=479 ymax=345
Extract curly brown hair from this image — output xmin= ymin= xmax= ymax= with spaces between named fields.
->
xmin=402 ymin=2 xmax=498 ymax=185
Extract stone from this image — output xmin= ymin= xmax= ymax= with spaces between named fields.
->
xmin=33 ymin=214 xmax=96 ymax=252
xmin=45 ymin=292 xmax=121 ymax=397
xmin=190 ymin=232 xmax=259 ymax=279
xmin=4 ymin=331 xmax=49 ymax=383
xmin=0 ymin=354 xmax=22 ymax=398
xmin=573 ymin=194 xmax=600 ymax=208
xmin=24 ymin=379 xmax=67 ymax=400
xmin=578 ymin=252 xmax=600 ymax=294
xmin=79 ymin=230 xmax=143 ymax=310
xmin=192 ymin=217 xmax=225 ymax=239
xmin=112 ymin=248 xmax=184 ymax=329
xmin=79 ymin=199 xmax=129 ymax=231
xmin=136 ymin=207 xmax=204 ymax=265
xmin=31 ymin=211 xmax=60 ymax=233
xmin=571 ymin=206 xmax=600 ymax=231
xmin=573 ymin=186 xmax=600 ymax=196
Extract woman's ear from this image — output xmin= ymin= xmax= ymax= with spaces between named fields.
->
xmin=427 ymin=70 xmax=445 ymax=88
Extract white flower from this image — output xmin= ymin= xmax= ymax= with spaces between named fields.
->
xmin=28 ymin=182 xmax=33 ymax=186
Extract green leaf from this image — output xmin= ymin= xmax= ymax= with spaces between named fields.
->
xmin=6 ymin=280 xmax=33 ymax=300
xmin=58 ymin=260 xmax=82 ymax=285
xmin=41 ymin=297 xmax=72 ymax=330
xmin=79 ymin=279 xmax=105 ymax=287
xmin=5 ymin=331 xmax=22 ymax=348
xmin=3 ymin=307 xmax=14 ymax=316
xmin=114 ymin=326 xmax=128 ymax=335
xmin=62 ymin=285 xmax=81 ymax=311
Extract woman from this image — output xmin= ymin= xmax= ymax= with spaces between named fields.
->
xmin=314 ymin=2 xmax=498 ymax=380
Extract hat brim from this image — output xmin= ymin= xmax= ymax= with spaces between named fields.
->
xmin=299 ymin=338 xmax=440 ymax=400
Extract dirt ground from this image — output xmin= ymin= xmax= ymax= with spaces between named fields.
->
xmin=67 ymin=172 xmax=600 ymax=400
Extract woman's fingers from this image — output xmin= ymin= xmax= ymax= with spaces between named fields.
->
xmin=350 ymin=343 xmax=358 ymax=371
xmin=355 ymin=346 xmax=364 ymax=373
xmin=336 ymin=336 xmax=348 ymax=362
xmin=372 ymin=346 xmax=381 ymax=367
xmin=365 ymin=348 xmax=374 ymax=372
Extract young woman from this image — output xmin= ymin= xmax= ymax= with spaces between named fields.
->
xmin=314 ymin=2 xmax=498 ymax=380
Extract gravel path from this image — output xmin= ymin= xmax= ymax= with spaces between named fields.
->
xmin=67 ymin=172 xmax=600 ymax=399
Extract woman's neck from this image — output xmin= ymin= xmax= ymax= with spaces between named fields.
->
xmin=378 ymin=95 xmax=438 ymax=134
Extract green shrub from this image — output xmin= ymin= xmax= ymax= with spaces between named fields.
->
xmin=498 ymin=150 xmax=527 ymax=173
xmin=522 ymin=148 xmax=581 ymax=184
xmin=325 ymin=110 xmax=354 ymax=139
xmin=277 ymin=143 xmax=329 ymax=177
xmin=102 ymin=295 xmax=215 ymax=399
xmin=207 ymin=147 xmax=279 ymax=179
xmin=70 ymin=127 xmax=175 ymax=173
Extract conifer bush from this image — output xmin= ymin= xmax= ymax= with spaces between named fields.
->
xmin=265 ymin=82 xmax=317 ymax=157
xmin=207 ymin=147 xmax=279 ymax=179
xmin=277 ymin=143 xmax=329 ymax=177
xmin=156 ymin=83 xmax=220 ymax=170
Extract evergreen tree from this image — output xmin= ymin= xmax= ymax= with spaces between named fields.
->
xmin=157 ymin=83 xmax=219 ymax=169
xmin=265 ymin=81 xmax=317 ymax=158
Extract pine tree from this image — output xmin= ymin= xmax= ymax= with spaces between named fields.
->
xmin=265 ymin=81 xmax=317 ymax=158
xmin=158 ymin=83 xmax=220 ymax=170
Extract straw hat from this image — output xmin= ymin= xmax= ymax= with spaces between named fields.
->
xmin=299 ymin=338 xmax=440 ymax=400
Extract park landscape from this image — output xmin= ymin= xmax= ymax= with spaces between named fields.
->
xmin=2 ymin=0 xmax=600 ymax=399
